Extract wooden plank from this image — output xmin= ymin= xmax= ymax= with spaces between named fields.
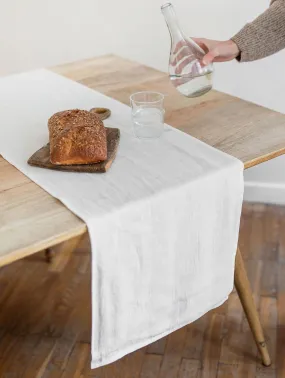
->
xmin=178 ymin=359 xmax=201 ymax=378
xmin=276 ymin=327 xmax=285 ymax=378
xmin=0 ymin=258 xmax=49 ymax=334
xmin=256 ymin=367 xmax=277 ymax=377
xmin=61 ymin=342 xmax=90 ymax=378
xmin=182 ymin=314 xmax=209 ymax=360
xmin=0 ymin=157 xmax=29 ymax=191
xmin=0 ymin=336 xmax=26 ymax=376
xmin=219 ymin=330 xmax=257 ymax=366
xmin=140 ymin=354 xmax=163 ymax=378
xmin=277 ymin=264 xmax=285 ymax=327
xmin=162 ymin=94 xmax=285 ymax=170
xmin=147 ymin=338 xmax=167 ymax=356
xmin=89 ymin=348 xmax=146 ymax=378
xmin=0 ymin=258 xmax=27 ymax=306
xmin=247 ymin=207 xmax=266 ymax=260
xmin=41 ymin=336 xmax=79 ymax=377
xmin=260 ymin=297 xmax=277 ymax=330
xmin=263 ymin=205 xmax=280 ymax=261
xmin=200 ymin=314 xmax=224 ymax=378
xmin=22 ymin=337 xmax=57 ymax=378
xmin=225 ymin=293 xmax=243 ymax=333
xmin=217 ymin=362 xmax=256 ymax=378
xmin=0 ymin=335 xmax=41 ymax=376
xmin=278 ymin=212 xmax=285 ymax=263
xmin=53 ymin=55 xmax=165 ymax=91
xmin=0 ymin=333 xmax=18 ymax=365
xmin=0 ymin=180 xmax=86 ymax=268
xmin=158 ymin=327 xmax=188 ymax=378
xmin=260 ymin=261 xmax=278 ymax=298
xmin=211 ymin=301 xmax=228 ymax=316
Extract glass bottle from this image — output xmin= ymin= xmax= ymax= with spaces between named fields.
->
xmin=161 ymin=3 xmax=214 ymax=98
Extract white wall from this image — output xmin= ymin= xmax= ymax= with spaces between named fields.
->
xmin=1 ymin=0 xmax=285 ymax=204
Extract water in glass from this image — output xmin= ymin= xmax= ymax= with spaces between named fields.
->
xmin=132 ymin=107 xmax=164 ymax=139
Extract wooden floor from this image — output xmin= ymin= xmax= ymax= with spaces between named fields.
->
xmin=0 ymin=202 xmax=284 ymax=378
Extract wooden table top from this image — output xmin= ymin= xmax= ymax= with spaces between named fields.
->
xmin=1 ymin=54 xmax=285 ymax=267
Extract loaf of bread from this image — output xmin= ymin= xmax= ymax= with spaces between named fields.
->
xmin=48 ymin=109 xmax=107 ymax=165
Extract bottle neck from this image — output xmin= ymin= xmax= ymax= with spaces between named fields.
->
xmin=161 ymin=3 xmax=184 ymax=46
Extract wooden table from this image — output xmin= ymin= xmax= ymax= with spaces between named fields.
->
xmin=1 ymin=54 xmax=285 ymax=367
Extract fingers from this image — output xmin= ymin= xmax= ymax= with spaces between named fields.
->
xmin=172 ymin=37 xmax=217 ymax=75
xmin=202 ymin=49 xmax=219 ymax=65
xmin=192 ymin=37 xmax=204 ymax=44
xmin=174 ymin=56 xmax=193 ymax=74
xmin=171 ymin=46 xmax=194 ymax=67
xmin=172 ymin=38 xmax=208 ymax=69
xmin=173 ymin=38 xmax=205 ymax=60
xmin=173 ymin=40 xmax=186 ymax=54
xmin=174 ymin=57 xmax=202 ymax=76
xmin=172 ymin=50 xmax=205 ymax=75
xmin=174 ymin=38 xmax=233 ymax=66
xmin=192 ymin=38 xmax=209 ymax=53
xmin=174 ymin=38 xmax=207 ymax=54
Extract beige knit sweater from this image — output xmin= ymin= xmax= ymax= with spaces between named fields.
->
xmin=231 ymin=0 xmax=285 ymax=62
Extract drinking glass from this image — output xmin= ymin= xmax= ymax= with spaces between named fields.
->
xmin=130 ymin=91 xmax=165 ymax=139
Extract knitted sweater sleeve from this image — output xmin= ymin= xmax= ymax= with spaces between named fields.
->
xmin=231 ymin=0 xmax=285 ymax=62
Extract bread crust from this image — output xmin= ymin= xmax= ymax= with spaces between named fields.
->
xmin=48 ymin=109 xmax=107 ymax=165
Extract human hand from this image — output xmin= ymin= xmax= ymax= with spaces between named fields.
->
xmin=173 ymin=38 xmax=240 ymax=71
xmin=192 ymin=38 xmax=240 ymax=65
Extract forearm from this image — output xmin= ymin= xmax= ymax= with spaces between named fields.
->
xmin=231 ymin=0 xmax=285 ymax=62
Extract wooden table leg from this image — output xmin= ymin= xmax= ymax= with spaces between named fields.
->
xmin=234 ymin=247 xmax=271 ymax=366
xmin=45 ymin=248 xmax=54 ymax=263
xmin=45 ymin=235 xmax=83 ymax=272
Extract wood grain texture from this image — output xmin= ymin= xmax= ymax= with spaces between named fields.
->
xmin=53 ymin=55 xmax=285 ymax=169
xmin=0 ymin=172 xmax=86 ymax=268
xmin=0 ymin=203 xmax=282 ymax=377
xmin=2 ymin=55 xmax=285 ymax=267
xmin=28 ymin=128 xmax=120 ymax=173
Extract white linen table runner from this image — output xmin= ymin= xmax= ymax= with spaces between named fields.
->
xmin=0 ymin=69 xmax=244 ymax=368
